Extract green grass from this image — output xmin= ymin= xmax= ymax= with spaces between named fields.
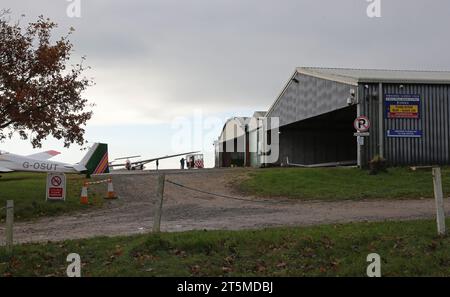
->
xmin=235 ymin=167 xmax=450 ymax=200
xmin=0 ymin=219 xmax=448 ymax=277
xmin=0 ymin=172 xmax=104 ymax=222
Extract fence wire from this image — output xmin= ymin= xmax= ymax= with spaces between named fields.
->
xmin=166 ymin=179 xmax=293 ymax=205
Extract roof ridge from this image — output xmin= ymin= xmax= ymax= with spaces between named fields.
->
xmin=298 ymin=66 xmax=450 ymax=73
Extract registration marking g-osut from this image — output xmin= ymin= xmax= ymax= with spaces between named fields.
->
xmin=23 ymin=161 xmax=58 ymax=171
xmin=354 ymin=116 xmax=371 ymax=132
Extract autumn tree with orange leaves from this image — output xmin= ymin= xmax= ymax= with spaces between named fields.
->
xmin=0 ymin=11 xmax=93 ymax=148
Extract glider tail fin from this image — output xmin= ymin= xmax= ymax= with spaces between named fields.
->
xmin=80 ymin=143 xmax=110 ymax=175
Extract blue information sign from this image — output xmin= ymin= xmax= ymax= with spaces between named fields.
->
xmin=387 ymin=129 xmax=422 ymax=138
xmin=385 ymin=94 xmax=421 ymax=119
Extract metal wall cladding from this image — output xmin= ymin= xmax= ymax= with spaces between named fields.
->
xmin=268 ymin=73 xmax=355 ymax=127
xmin=360 ymin=83 xmax=450 ymax=166
xmin=248 ymin=129 xmax=261 ymax=167
xmin=359 ymin=84 xmax=380 ymax=165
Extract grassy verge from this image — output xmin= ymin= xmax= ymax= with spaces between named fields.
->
xmin=0 ymin=173 xmax=104 ymax=222
xmin=0 ymin=219 xmax=449 ymax=277
xmin=235 ymin=167 xmax=450 ymax=200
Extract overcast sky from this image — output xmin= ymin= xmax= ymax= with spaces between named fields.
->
xmin=2 ymin=0 xmax=450 ymax=168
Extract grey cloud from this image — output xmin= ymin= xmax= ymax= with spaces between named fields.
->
xmin=2 ymin=0 xmax=450 ymax=123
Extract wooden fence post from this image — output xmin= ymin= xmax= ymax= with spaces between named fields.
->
xmin=152 ymin=174 xmax=166 ymax=233
xmin=432 ymin=167 xmax=446 ymax=235
xmin=6 ymin=200 xmax=14 ymax=253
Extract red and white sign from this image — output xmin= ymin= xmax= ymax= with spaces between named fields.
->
xmin=194 ymin=159 xmax=204 ymax=169
xmin=354 ymin=116 xmax=371 ymax=132
xmin=46 ymin=173 xmax=66 ymax=201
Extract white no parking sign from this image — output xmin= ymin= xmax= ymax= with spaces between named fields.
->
xmin=354 ymin=116 xmax=371 ymax=146
xmin=354 ymin=116 xmax=371 ymax=132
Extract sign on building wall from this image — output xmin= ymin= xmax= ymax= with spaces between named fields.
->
xmin=385 ymin=94 xmax=421 ymax=119
xmin=387 ymin=129 xmax=423 ymax=138
xmin=46 ymin=173 xmax=66 ymax=201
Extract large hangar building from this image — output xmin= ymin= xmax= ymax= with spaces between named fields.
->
xmin=216 ymin=67 xmax=450 ymax=168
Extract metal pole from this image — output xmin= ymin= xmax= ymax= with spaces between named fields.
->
xmin=432 ymin=167 xmax=446 ymax=235
xmin=356 ymin=88 xmax=362 ymax=167
xmin=378 ymin=83 xmax=384 ymax=158
xmin=6 ymin=200 xmax=14 ymax=253
xmin=152 ymin=174 xmax=166 ymax=233
xmin=262 ymin=118 xmax=267 ymax=167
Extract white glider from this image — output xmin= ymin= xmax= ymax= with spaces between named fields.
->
xmin=0 ymin=143 xmax=110 ymax=175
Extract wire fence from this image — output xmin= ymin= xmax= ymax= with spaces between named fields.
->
xmin=165 ymin=179 xmax=293 ymax=205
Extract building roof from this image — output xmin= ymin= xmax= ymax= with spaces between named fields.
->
xmin=252 ymin=111 xmax=266 ymax=118
xmin=218 ymin=117 xmax=249 ymax=143
xmin=297 ymin=67 xmax=450 ymax=85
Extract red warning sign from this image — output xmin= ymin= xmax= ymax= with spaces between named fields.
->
xmin=46 ymin=173 xmax=66 ymax=201
xmin=49 ymin=188 xmax=63 ymax=197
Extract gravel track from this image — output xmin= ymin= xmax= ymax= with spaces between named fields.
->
xmin=1 ymin=168 xmax=449 ymax=245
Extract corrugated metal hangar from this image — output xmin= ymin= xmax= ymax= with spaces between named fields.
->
xmin=215 ymin=67 xmax=450 ymax=168
xmin=215 ymin=117 xmax=249 ymax=167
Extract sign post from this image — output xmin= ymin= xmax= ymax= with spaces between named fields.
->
xmin=354 ymin=116 xmax=370 ymax=167
xmin=432 ymin=167 xmax=446 ymax=235
xmin=153 ymin=174 xmax=166 ymax=233
xmin=46 ymin=173 xmax=66 ymax=201
xmin=6 ymin=200 xmax=14 ymax=253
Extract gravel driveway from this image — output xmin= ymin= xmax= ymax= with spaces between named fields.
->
xmin=1 ymin=168 xmax=449 ymax=245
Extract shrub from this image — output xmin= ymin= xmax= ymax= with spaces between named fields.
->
xmin=369 ymin=155 xmax=388 ymax=175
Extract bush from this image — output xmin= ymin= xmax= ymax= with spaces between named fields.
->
xmin=369 ymin=155 xmax=388 ymax=175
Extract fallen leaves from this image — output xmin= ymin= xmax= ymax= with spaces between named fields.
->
xmin=256 ymin=262 xmax=267 ymax=273
xmin=132 ymin=252 xmax=156 ymax=264
xmin=113 ymin=245 xmax=123 ymax=257
xmin=172 ymin=249 xmax=187 ymax=258
xmin=221 ymin=266 xmax=232 ymax=273
xmin=190 ymin=264 xmax=201 ymax=275
xmin=224 ymin=255 xmax=235 ymax=265
xmin=320 ymin=236 xmax=335 ymax=250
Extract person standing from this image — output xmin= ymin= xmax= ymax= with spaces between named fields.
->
xmin=189 ymin=156 xmax=195 ymax=169
xmin=156 ymin=159 xmax=159 ymax=170
xmin=180 ymin=158 xmax=185 ymax=169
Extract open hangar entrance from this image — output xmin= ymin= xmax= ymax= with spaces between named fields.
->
xmin=264 ymin=67 xmax=360 ymax=167
xmin=277 ymin=105 xmax=357 ymax=166
xmin=215 ymin=117 xmax=248 ymax=168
